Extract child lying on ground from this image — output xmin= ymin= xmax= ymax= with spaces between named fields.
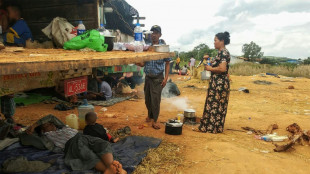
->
xmin=84 ymin=112 xmax=119 ymax=143
xmin=3 ymin=4 xmax=33 ymax=47
xmin=26 ymin=115 xmax=125 ymax=174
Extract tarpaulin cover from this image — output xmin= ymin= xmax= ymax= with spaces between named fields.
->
xmin=0 ymin=136 xmax=162 ymax=174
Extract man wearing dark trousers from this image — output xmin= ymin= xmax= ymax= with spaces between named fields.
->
xmin=136 ymin=25 xmax=171 ymax=129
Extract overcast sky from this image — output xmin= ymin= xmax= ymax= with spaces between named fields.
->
xmin=126 ymin=0 xmax=310 ymax=59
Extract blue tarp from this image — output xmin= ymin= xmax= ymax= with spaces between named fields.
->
xmin=0 ymin=136 xmax=162 ymax=174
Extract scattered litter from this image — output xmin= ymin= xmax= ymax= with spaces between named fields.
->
xmin=260 ymin=133 xmax=288 ymax=142
xmin=247 ymin=131 xmax=253 ymax=135
xmin=117 ymin=126 xmax=131 ymax=136
xmin=251 ymin=148 xmax=259 ymax=152
xmin=105 ymin=114 xmax=116 ymax=118
xmin=266 ymin=124 xmax=279 ymax=134
xmin=138 ymin=124 xmax=148 ymax=129
xmin=260 ymin=150 xmax=270 ymax=154
xmin=238 ymin=87 xmax=250 ymax=93
xmin=253 ymin=80 xmax=273 ymax=85
xmin=266 ymin=73 xmax=280 ymax=78
xmin=259 ymin=73 xmax=266 ymax=77
xmin=274 ymin=123 xmax=310 ymax=152
xmin=100 ymin=107 xmax=108 ymax=112
xmin=280 ymin=80 xmax=295 ymax=82
xmin=288 ymin=85 xmax=295 ymax=89
xmin=54 ymin=103 xmax=74 ymax=111
xmin=184 ymin=85 xmax=196 ymax=89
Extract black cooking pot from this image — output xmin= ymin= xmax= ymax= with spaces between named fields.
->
xmin=105 ymin=36 xmax=115 ymax=51
xmin=165 ymin=120 xmax=183 ymax=135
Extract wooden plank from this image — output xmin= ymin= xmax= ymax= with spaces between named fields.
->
xmin=0 ymin=72 xmax=60 ymax=96
xmin=0 ymin=49 xmax=175 ymax=75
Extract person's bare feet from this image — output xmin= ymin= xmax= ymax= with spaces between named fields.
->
xmin=112 ymin=161 xmax=126 ymax=174
xmin=145 ymin=117 xmax=151 ymax=122
xmin=103 ymin=165 xmax=117 ymax=174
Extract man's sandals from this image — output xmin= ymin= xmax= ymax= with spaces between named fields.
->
xmin=152 ymin=123 xmax=161 ymax=130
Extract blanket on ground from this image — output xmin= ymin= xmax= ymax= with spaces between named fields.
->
xmin=0 ymin=136 xmax=161 ymax=174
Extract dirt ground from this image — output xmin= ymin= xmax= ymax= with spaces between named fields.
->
xmin=13 ymin=74 xmax=310 ymax=174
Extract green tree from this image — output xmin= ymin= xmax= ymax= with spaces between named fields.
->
xmin=304 ymin=57 xmax=310 ymax=65
xmin=175 ymin=43 xmax=217 ymax=65
xmin=242 ymin=41 xmax=264 ymax=61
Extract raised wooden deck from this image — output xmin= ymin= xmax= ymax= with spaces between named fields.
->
xmin=0 ymin=48 xmax=174 ymax=75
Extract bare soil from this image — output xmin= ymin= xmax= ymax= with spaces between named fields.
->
xmin=13 ymin=74 xmax=310 ymax=174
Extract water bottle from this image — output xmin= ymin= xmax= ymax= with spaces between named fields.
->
xmin=207 ymin=58 xmax=211 ymax=66
xmin=134 ymin=23 xmax=143 ymax=52
xmin=97 ymin=24 xmax=105 ymax=36
xmin=78 ymin=99 xmax=94 ymax=129
xmin=77 ymin=21 xmax=86 ymax=36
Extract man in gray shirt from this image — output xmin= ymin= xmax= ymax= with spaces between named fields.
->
xmin=86 ymin=79 xmax=112 ymax=101
xmin=99 ymin=81 xmax=112 ymax=100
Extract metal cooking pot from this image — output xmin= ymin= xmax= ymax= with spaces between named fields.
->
xmin=153 ymin=45 xmax=170 ymax=52
xmin=184 ymin=109 xmax=196 ymax=118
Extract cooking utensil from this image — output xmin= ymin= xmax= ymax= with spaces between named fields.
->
xmin=153 ymin=45 xmax=170 ymax=52
xmin=184 ymin=109 xmax=196 ymax=118
xmin=165 ymin=120 xmax=183 ymax=135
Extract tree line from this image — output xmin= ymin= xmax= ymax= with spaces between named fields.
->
xmin=174 ymin=41 xmax=309 ymax=65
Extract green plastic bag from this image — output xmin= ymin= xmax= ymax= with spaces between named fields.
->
xmin=63 ymin=30 xmax=108 ymax=52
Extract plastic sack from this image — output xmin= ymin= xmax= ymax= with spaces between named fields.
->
xmin=63 ymin=30 xmax=108 ymax=52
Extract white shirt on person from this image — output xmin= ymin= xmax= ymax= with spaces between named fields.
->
xmin=190 ymin=58 xmax=196 ymax=67
xmin=44 ymin=127 xmax=78 ymax=149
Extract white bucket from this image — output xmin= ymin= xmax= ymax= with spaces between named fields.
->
xmin=201 ymin=71 xmax=211 ymax=80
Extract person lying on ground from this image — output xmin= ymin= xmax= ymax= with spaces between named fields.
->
xmin=84 ymin=112 xmax=119 ymax=143
xmin=25 ymin=114 xmax=126 ymax=174
xmin=3 ymin=3 xmax=33 ymax=47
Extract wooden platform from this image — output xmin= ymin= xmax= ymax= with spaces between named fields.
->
xmin=0 ymin=48 xmax=174 ymax=75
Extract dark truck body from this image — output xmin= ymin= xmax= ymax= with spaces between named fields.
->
xmin=0 ymin=0 xmax=174 ymax=97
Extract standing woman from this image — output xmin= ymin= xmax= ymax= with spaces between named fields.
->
xmin=196 ymin=31 xmax=231 ymax=133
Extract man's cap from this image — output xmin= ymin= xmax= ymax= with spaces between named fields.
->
xmin=151 ymin=25 xmax=161 ymax=34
